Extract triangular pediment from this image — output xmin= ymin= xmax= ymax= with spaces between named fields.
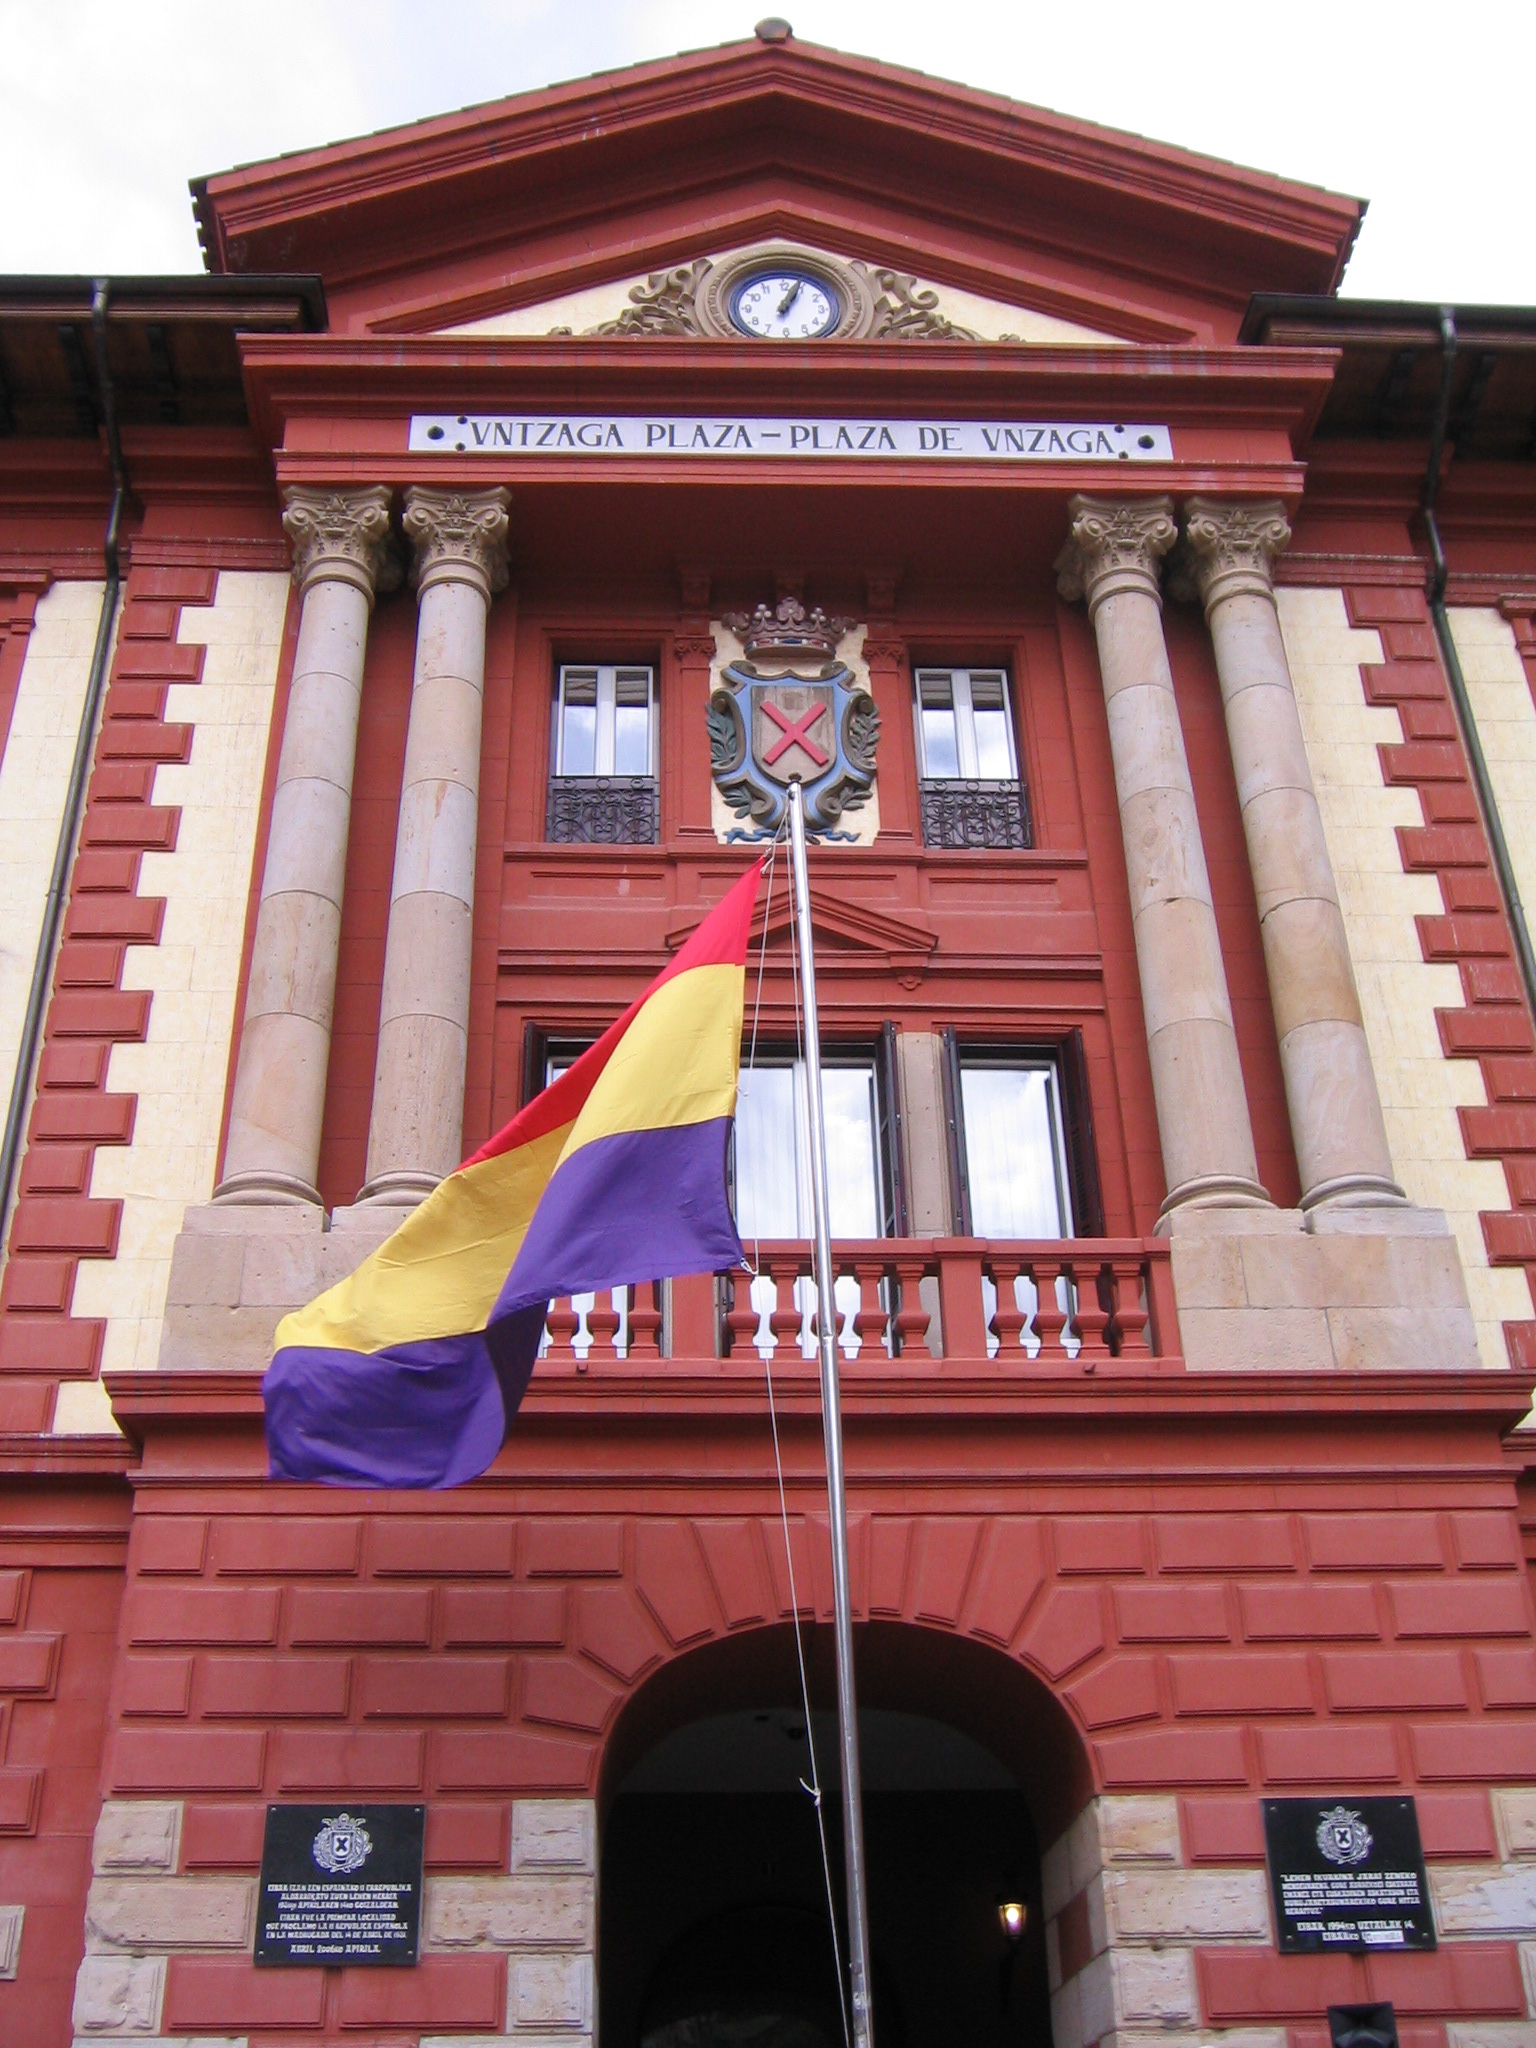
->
xmin=195 ymin=36 xmax=1362 ymax=349
xmin=667 ymin=882 xmax=938 ymax=985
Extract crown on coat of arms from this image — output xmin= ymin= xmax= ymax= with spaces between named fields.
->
xmin=722 ymin=595 xmax=854 ymax=661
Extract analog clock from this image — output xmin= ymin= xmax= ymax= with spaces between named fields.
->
xmin=730 ymin=269 xmax=840 ymax=339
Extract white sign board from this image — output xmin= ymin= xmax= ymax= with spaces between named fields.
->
xmin=408 ymin=414 xmax=1173 ymax=462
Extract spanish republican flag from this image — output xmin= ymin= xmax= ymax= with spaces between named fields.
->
xmin=264 ymin=861 xmax=763 ymax=1489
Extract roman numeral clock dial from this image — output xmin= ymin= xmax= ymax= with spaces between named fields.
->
xmin=730 ymin=270 xmax=839 ymax=338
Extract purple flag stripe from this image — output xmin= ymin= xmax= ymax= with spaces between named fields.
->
xmin=264 ymin=1303 xmax=546 ymax=1491
xmin=497 ymin=1116 xmax=743 ymax=1318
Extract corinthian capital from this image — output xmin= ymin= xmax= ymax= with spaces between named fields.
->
xmin=282 ymin=485 xmax=400 ymax=601
xmin=1054 ymin=495 xmax=1177 ymax=615
xmin=1181 ymin=497 xmax=1291 ymax=612
xmin=402 ymin=487 xmax=512 ymax=601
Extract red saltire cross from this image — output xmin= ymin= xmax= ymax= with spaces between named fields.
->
xmin=760 ymin=696 xmax=832 ymax=769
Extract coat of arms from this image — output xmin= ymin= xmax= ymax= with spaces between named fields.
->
xmin=312 ymin=1812 xmax=373 ymax=1874
xmin=708 ymin=598 xmax=880 ymax=840
xmin=1315 ymin=1806 xmax=1373 ymax=1867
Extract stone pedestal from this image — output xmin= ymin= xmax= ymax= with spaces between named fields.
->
xmin=215 ymin=486 xmax=396 ymax=1206
xmin=1056 ymin=495 xmax=1268 ymax=1224
xmin=1184 ymin=498 xmax=1403 ymax=1210
xmin=356 ymin=488 xmax=510 ymax=1207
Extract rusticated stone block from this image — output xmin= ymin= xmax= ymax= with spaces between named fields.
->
xmin=73 ymin=1952 xmax=166 ymax=2034
xmin=1429 ymin=1861 xmax=1536 ymax=1935
xmin=1099 ymin=1795 xmax=1180 ymax=1865
xmin=426 ymin=1875 xmax=593 ymax=1950
xmin=158 ymin=1304 xmax=284 ymax=1372
xmin=428 ymin=2039 xmax=588 ymax=2048
xmin=511 ymin=1800 xmax=595 ymax=1873
xmin=0 ymin=1903 xmax=21 ymax=1978
xmin=93 ymin=1801 xmax=183 ymax=1873
xmin=85 ymin=1876 xmax=256 ymax=1952
xmin=1111 ymin=1943 xmax=1197 ymax=2023
xmin=509 ymin=1952 xmax=593 ymax=2031
xmin=164 ymin=1229 xmax=243 ymax=1308
xmin=1496 ymin=1788 xmax=1536 ymax=1858
xmin=1105 ymin=1866 xmax=1270 ymax=1943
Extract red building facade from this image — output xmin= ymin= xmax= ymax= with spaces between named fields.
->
xmin=2 ymin=29 xmax=1536 ymax=2048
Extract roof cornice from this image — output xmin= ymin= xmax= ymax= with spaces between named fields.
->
xmin=194 ymin=39 xmax=1362 ymax=304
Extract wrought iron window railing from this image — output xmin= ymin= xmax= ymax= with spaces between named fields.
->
xmin=919 ymin=778 xmax=1031 ymax=850
xmin=546 ymin=774 xmax=659 ymax=845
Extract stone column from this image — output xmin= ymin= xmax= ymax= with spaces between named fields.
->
xmin=1056 ymin=495 xmax=1269 ymax=1221
xmin=356 ymin=487 xmax=510 ymax=1206
xmin=215 ymin=486 xmax=395 ymax=1206
xmin=1184 ymin=498 xmax=1403 ymax=1208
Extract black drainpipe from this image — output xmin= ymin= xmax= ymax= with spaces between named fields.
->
xmin=0 ymin=281 xmax=127 ymax=1254
xmin=1421 ymin=306 xmax=1536 ymax=1022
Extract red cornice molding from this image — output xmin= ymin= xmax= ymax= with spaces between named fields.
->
xmin=107 ymin=1364 xmax=1534 ymax=1443
xmin=237 ymin=336 xmax=1335 ymax=498
xmin=194 ymin=40 xmax=1361 ymax=310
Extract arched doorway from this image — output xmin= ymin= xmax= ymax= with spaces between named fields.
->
xmin=600 ymin=1622 xmax=1088 ymax=2048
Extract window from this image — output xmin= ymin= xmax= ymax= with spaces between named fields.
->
xmin=733 ymin=1044 xmax=901 ymax=1361
xmin=548 ymin=664 xmax=658 ymax=843
xmin=556 ymin=664 xmax=655 ymax=776
xmin=734 ymin=1055 xmax=888 ymax=1243
xmin=914 ymin=666 xmax=1030 ymax=849
xmin=953 ymin=1054 xmax=1075 ymax=1239
xmin=945 ymin=1036 xmax=1103 ymax=1355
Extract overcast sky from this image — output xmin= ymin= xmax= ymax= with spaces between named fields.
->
xmin=3 ymin=0 xmax=1532 ymax=304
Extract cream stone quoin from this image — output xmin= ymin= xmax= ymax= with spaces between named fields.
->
xmin=215 ymin=485 xmax=399 ymax=1208
xmin=353 ymin=485 xmax=511 ymax=1211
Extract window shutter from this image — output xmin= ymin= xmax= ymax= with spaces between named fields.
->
xmin=877 ymin=1021 xmax=908 ymax=1237
xmin=940 ymin=1026 xmax=970 ymax=1236
xmin=521 ymin=1023 xmax=545 ymax=1110
xmin=1060 ymin=1028 xmax=1104 ymax=1237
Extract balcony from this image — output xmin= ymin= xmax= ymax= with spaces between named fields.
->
xmin=541 ymin=1237 xmax=1176 ymax=1371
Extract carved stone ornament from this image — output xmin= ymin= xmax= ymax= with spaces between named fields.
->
xmin=401 ymin=486 xmax=512 ymax=598
xmin=593 ymin=259 xmax=714 ymax=336
xmin=281 ymin=485 xmax=401 ymax=599
xmin=709 ymin=612 xmax=879 ymax=841
xmin=1179 ymin=497 xmax=1292 ymax=611
xmin=588 ymin=244 xmax=978 ymax=341
xmin=1054 ymin=494 xmax=1178 ymax=614
xmin=721 ymin=594 xmax=855 ymax=662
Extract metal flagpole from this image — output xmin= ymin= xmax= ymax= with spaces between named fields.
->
xmin=786 ymin=779 xmax=875 ymax=2048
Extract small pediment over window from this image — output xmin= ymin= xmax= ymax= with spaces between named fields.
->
xmin=667 ymin=880 xmax=938 ymax=986
xmin=437 ymin=244 xmax=1122 ymax=347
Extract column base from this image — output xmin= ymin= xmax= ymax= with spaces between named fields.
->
xmin=211 ymin=1170 xmax=323 ymax=1208
xmin=1300 ymin=1172 xmax=1409 ymax=1213
xmin=351 ymin=1169 xmax=439 ymax=1211
xmin=1155 ymin=1173 xmax=1272 ymax=1234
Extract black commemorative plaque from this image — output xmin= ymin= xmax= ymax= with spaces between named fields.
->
xmin=1263 ymin=1798 xmax=1435 ymax=1953
xmin=255 ymin=1804 xmax=424 ymax=1967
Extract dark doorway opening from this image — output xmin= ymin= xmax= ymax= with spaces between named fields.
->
xmin=602 ymin=1697 xmax=1053 ymax=2048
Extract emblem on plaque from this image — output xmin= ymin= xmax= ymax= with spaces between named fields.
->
xmin=708 ymin=597 xmax=880 ymax=840
xmin=1315 ymin=1806 xmax=1373 ymax=1868
xmin=312 ymin=1812 xmax=373 ymax=1875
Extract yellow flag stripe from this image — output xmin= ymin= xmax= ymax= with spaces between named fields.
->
xmin=274 ymin=1121 xmax=573 ymax=1355
xmin=556 ymin=962 xmax=746 ymax=1168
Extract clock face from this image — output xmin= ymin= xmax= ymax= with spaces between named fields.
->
xmin=730 ymin=270 xmax=839 ymax=339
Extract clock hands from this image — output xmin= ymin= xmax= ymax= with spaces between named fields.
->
xmin=776 ymin=279 xmax=803 ymax=318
